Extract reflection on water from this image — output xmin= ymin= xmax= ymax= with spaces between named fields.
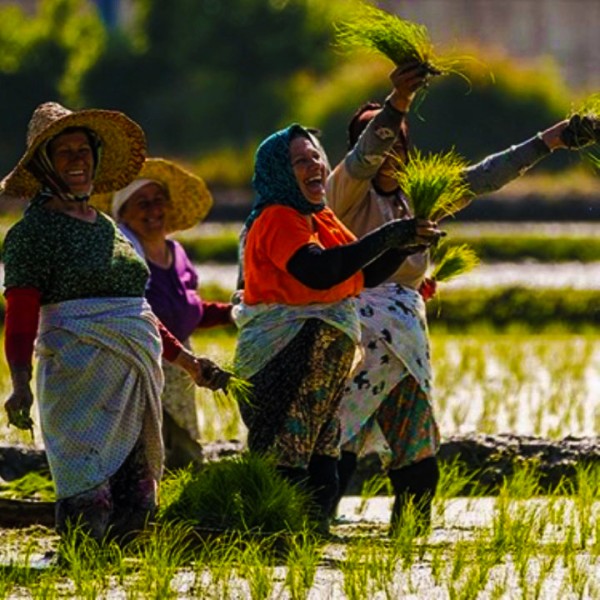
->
xmin=1 ymin=261 xmax=599 ymax=292
xmin=195 ymin=262 xmax=600 ymax=292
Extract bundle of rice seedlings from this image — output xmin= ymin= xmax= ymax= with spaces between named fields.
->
xmin=159 ymin=453 xmax=313 ymax=536
xmin=334 ymin=2 xmax=464 ymax=76
xmin=0 ymin=472 xmax=55 ymax=501
xmin=430 ymin=241 xmax=480 ymax=283
xmin=567 ymin=94 xmax=600 ymax=167
xmin=572 ymin=93 xmax=600 ymax=122
xmin=392 ymin=149 xmax=471 ymax=220
xmin=215 ymin=373 xmax=254 ymax=407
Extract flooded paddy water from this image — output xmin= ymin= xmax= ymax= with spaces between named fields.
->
xmin=1 ymin=220 xmax=600 ymax=597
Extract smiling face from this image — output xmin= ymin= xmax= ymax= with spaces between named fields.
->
xmin=119 ymin=181 xmax=170 ymax=241
xmin=289 ymin=135 xmax=327 ymax=205
xmin=48 ymin=129 xmax=95 ymax=195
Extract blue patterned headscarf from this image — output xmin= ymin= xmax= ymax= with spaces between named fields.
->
xmin=235 ymin=124 xmax=329 ymax=289
xmin=244 ymin=124 xmax=327 ymax=233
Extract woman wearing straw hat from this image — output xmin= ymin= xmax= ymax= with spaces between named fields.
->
xmin=1 ymin=102 xmax=229 ymax=544
xmin=234 ymin=123 xmax=442 ymax=533
xmin=327 ymin=64 xmax=599 ymax=535
xmin=93 ymin=158 xmax=233 ymax=470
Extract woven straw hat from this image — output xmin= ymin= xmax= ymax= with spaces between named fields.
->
xmin=0 ymin=102 xmax=146 ymax=198
xmin=91 ymin=158 xmax=213 ymax=233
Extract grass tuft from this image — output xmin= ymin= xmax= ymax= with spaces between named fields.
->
xmin=392 ymin=149 xmax=470 ymax=220
xmin=0 ymin=472 xmax=54 ymax=501
xmin=334 ymin=2 xmax=468 ymax=76
xmin=570 ymin=93 xmax=600 ymax=168
xmin=159 ymin=454 xmax=313 ymax=535
xmin=431 ymin=242 xmax=480 ymax=283
xmin=216 ymin=374 xmax=254 ymax=408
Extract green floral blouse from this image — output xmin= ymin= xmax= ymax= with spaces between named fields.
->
xmin=2 ymin=201 xmax=149 ymax=305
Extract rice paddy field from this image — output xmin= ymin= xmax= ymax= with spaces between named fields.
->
xmin=1 ymin=218 xmax=600 ymax=598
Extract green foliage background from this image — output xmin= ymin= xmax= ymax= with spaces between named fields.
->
xmin=0 ymin=0 xmax=593 ymax=186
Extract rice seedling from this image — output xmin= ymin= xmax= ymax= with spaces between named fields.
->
xmin=214 ymin=372 xmax=254 ymax=408
xmin=333 ymin=2 xmax=464 ymax=77
xmin=357 ymin=472 xmax=389 ymax=516
xmin=392 ymin=148 xmax=471 ymax=221
xmin=237 ymin=538 xmax=277 ymax=600
xmin=159 ymin=454 xmax=313 ymax=536
xmin=430 ymin=241 xmax=480 ymax=284
xmin=0 ymin=471 xmax=54 ymax=501
xmin=564 ymin=94 xmax=600 ymax=170
xmin=284 ymin=530 xmax=322 ymax=600
xmin=340 ymin=538 xmax=377 ymax=600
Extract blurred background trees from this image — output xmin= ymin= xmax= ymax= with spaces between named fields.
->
xmin=0 ymin=0 xmax=597 ymax=189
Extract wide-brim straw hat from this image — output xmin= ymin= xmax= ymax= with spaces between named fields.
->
xmin=0 ymin=102 xmax=146 ymax=198
xmin=91 ymin=158 xmax=213 ymax=233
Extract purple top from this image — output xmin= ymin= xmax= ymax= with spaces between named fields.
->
xmin=145 ymin=240 xmax=203 ymax=342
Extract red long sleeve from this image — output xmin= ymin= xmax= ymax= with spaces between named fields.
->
xmin=4 ymin=287 xmax=41 ymax=368
xmin=157 ymin=319 xmax=183 ymax=362
xmin=198 ymin=301 xmax=233 ymax=329
xmin=4 ymin=287 xmax=183 ymax=364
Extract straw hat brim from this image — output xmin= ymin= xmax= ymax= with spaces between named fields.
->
xmin=0 ymin=109 xmax=146 ymax=198
xmin=91 ymin=158 xmax=213 ymax=233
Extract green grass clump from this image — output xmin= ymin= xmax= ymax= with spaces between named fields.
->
xmin=431 ymin=242 xmax=480 ymax=283
xmin=394 ymin=149 xmax=471 ymax=220
xmin=334 ymin=2 xmax=465 ymax=76
xmin=159 ymin=454 xmax=313 ymax=535
xmin=569 ymin=93 xmax=600 ymax=168
xmin=0 ymin=472 xmax=54 ymax=501
xmin=572 ymin=93 xmax=600 ymax=122
xmin=216 ymin=374 xmax=254 ymax=408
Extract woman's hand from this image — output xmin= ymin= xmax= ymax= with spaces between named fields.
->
xmin=173 ymin=349 xmax=231 ymax=391
xmin=387 ymin=61 xmax=430 ymax=113
xmin=386 ymin=218 xmax=444 ymax=252
xmin=414 ymin=219 xmax=444 ymax=245
xmin=5 ymin=366 xmax=34 ymax=430
xmin=5 ymin=387 xmax=34 ymax=430
xmin=541 ymin=116 xmax=598 ymax=150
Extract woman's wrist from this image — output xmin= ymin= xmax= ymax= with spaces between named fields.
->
xmin=385 ymin=96 xmax=408 ymax=116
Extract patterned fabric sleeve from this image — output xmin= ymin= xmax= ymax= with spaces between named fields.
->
xmin=3 ymin=218 xmax=53 ymax=292
xmin=462 ymin=135 xmax=550 ymax=198
xmin=344 ymin=102 xmax=405 ymax=181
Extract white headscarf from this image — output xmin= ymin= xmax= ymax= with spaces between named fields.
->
xmin=110 ymin=178 xmax=157 ymax=220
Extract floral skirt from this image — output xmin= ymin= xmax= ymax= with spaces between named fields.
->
xmin=239 ymin=319 xmax=356 ymax=469
xmin=342 ymin=373 xmax=440 ymax=470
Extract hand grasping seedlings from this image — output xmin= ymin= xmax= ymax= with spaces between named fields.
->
xmin=334 ymin=2 xmax=467 ymax=81
xmin=559 ymin=94 xmax=600 ymax=166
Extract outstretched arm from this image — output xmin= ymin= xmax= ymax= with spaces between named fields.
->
xmin=287 ymin=218 xmax=440 ymax=289
xmin=461 ymin=117 xmax=598 ymax=209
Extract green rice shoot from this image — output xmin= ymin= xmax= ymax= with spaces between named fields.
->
xmin=393 ymin=149 xmax=471 ymax=220
xmin=431 ymin=242 xmax=480 ymax=283
xmin=0 ymin=471 xmax=55 ymax=502
xmin=215 ymin=373 xmax=254 ymax=408
xmin=159 ymin=453 xmax=314 ymax=535
xmin=334 ymin=2 xmax=466 ymax=76
xmin=571 ymin=93 xmax=600 ymax=121
xmin=569 ymin=93 xmax=600 ymax=168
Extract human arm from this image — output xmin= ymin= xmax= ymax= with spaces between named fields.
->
xmin=156 ymin=320 xmax=230 ymax=390
xmin=343 ymin=63 xmax=427 ymax=182
xmin=3 ymin=287 xmax=39 ymax=430
xmin=286 ymin=218 xmax=440 ymax=290
xmin=460 ymin=117 xmax=599 ymax=209
xmin=198 ymin=301 xmax=233 ymax=327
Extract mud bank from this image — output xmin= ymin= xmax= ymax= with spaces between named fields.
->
xmin=3 ymin=433 xmax=600 ymax=494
